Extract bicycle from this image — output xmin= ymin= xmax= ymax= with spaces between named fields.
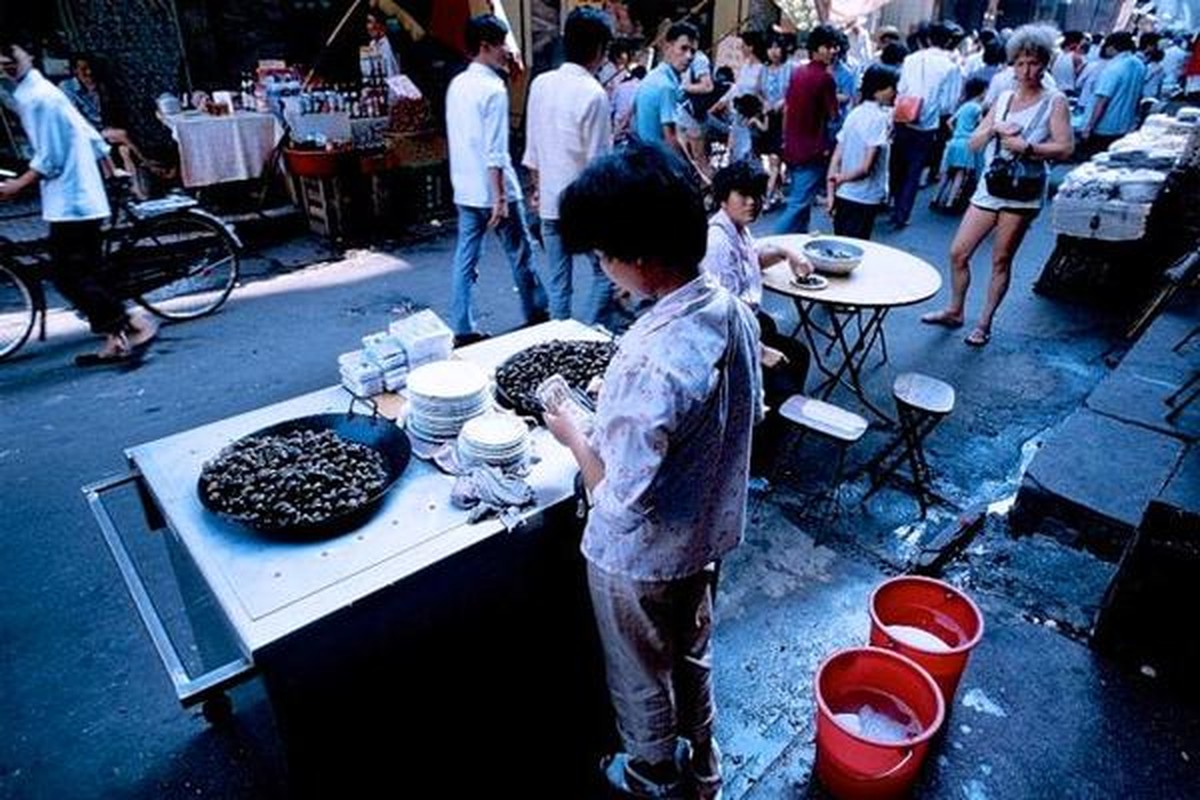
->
xmin=0 ymin=177 xmax=241 ymax=361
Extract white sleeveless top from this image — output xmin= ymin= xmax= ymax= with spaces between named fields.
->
xmin=971 ymin=88 xmax=1061 ymax=211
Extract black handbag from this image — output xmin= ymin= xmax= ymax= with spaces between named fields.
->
xmin=983 ymin=93 xmax=1050 ymax=203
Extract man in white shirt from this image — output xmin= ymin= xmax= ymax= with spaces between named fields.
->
xmin=523 ymin=7 xmax=619 ymax=329
xmin=0 ymin=40 xmax=156 ymax=365
xmin=890 ymin=21 xmax=962 ymax=228
xmin=445 ymin=14 xmax=548 ymax=344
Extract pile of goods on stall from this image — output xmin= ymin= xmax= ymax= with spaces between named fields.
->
xmin=495 ymin=340 xmax=617 ymax=417
xmin=199 ymin=429 xmax=389 ymax=528
xmin=339 ymin=309 xmax=454 ymax=397
xmin=1052 ymin=108 xmax=1197 ymax=241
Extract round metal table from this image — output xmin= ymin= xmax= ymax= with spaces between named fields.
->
xmin=761 ymin=234 xmax=942 ymax=422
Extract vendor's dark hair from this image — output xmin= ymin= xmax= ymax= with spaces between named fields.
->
xmin=558 ymin=143 xmax=706 ymax=273
xmin=860 ymin=64 xmax=898 ymax=100
xmin=666 ymin=21 xmax=699 ymax=44
xmin=712 ymin=159 xmax=767 ymax=204
xmin=564 ymin=6 xmax=612 ymax=65
xmin=465 ymin=14 xmax=509 ymax=56
xmin=807 ymin=24 xmax=841 ymax=53
xmin=880 ymin=42 xmax=908 ymax=66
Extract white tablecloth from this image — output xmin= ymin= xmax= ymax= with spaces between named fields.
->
xmin=163 ymin=111 xmax=281 ymax=188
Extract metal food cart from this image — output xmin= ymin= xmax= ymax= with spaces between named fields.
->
xmin=85 ymin=321 xmax=615 ymax=796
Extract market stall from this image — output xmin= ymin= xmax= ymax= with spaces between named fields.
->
xmin=86 ymin=319 xmax=615 ymax=796
xmin=1036 ymin=106 xmax=1200 ymax=307
xmin=161 ymin=109 xmax=281 ymax=189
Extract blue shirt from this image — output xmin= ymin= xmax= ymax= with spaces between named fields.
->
xmin=1093 ymin=52 xmax=1147 ymax=136
xmin=632 ymin=63 xmax=680 ymax=144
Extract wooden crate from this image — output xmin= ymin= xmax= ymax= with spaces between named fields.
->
xmin=298 ymin=174 xmax=353 ymax=238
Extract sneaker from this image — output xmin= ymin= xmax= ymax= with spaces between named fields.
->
xmin=600 ymin=752 xmax=687 ymax=799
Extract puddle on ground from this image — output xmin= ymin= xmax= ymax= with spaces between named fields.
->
xmin=983 ymin=430 xmax=1047 ymax=517
xmin=961 ymin=688 xmax=1009 ymax=718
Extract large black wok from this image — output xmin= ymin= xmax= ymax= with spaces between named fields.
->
xmin=197 ymin=409 xmax=411 ymax=539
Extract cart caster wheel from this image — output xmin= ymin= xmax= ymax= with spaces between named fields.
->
xmin=202 ymin=693 xmax=234 ymax=726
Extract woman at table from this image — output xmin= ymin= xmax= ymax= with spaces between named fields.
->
xmin=921 ymin=24 xmax=1073 ymax=347
xmin=545 ymin=143 xmax=762 ymax=800
xmin=700 ymin=159 xmax=813 ymax=481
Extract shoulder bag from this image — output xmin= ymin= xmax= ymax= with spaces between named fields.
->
xmin=894 ymin=56 xmax=924 ymax=125
xmin=983 ymin=92 xmax=1051 ymax=203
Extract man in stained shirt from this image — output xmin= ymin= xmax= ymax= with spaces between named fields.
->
xmin=445 ymin=14 xmax=548 ymax=344
xmin=523 ymin=6 xmax=620 ymax=329
xmin=0 ymin=39 xmax=157 ymax=365
xmin=546 ymin=143 xmax=762 ymax=800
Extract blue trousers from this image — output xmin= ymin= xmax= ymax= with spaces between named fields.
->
xmin=889 ymin=126 xmax=937 ymax=226
xmin=541 ymin=218 xmax=622 ymax=331
xmin=773 ymin=161 xmax=827 ymax=235
xmin=449 ymin=202 xmax=548 ymax=335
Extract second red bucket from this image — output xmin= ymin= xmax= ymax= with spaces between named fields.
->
xmin=869 ymin=576 xmax=984 ymax=704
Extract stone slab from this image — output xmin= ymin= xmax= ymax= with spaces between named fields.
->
xmin=1160 ymin=445 xmax=1200 ymax=513
xmin=1012 ymin=409 xmax=1186 ymax=559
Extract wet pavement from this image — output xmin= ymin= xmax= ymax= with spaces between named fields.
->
xmin=2 ymin=188 xmax=1198 ymax=798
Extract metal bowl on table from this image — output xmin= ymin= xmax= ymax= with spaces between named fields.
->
xmin=197 ymin=409 xmax=411 ymax=539
xmin=803 ymin=238 xmax=865 ymax=276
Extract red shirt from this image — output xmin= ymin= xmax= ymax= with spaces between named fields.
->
xmin=781 ymin=61 xmax=838 ymax=166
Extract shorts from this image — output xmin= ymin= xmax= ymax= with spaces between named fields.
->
xmin=676 ymin=106 xmax=705 ymax=136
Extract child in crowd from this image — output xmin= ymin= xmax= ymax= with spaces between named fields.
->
xmin=931 ymin=76 xmax=988 ymax=213
xmin=825 ymin=64 xmax=898 ymax=239
xmin=729 ymin=93 xmax=767 ymax=165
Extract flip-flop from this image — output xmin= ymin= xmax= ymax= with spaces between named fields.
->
xmin=964 ymin=327 xmax=991 ymax=347
xmin=921 ymin=311 xmax=965 ymax=329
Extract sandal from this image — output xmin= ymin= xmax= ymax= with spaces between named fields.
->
xmin=920 ymin=310 xmax=964 ymax=329
xmin=964 ymin=327 xmax=991 ymax=347
xmin=600 ymin=752 xmax=686 ymax=799
xmin=75 ymin=349 xmax=134 ymax=367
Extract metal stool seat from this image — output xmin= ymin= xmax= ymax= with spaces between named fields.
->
xmin=863 ymin=373 xmax=956 ymax=516
xmin=779 ymin=395 xmax=868 ymax=515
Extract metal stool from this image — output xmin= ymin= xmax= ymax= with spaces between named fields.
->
xmin=862 ymin=373 xmax=956 ymax=516
xmin=779 ymin=395 xmax=869 ymax=516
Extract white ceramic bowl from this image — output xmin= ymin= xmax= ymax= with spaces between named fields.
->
xmin=803 ymin=238 xmax=865 ymax=276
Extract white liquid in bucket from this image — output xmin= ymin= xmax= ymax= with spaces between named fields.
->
xmin=886 ymin=624 xmax=954 ymax=652
xmin=832 ymin=704 xmax=923 ymax=743
xmin=831 ymin=690 xmax=925 ymax=743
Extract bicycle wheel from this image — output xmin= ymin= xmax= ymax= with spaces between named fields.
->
xmin=0 ymin=262 xmax=36 ymax=360
xmin=122 ymin=213 xmax=239 ymax=321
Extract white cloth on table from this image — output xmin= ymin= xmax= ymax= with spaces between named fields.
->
xmin=582 ymin=275 xmax=763 ymax=581
xmin=13 ymin=69 xmax=110 ymax=222
xmin=522 ymin=62 xmax=611 ymax=221
xmin=164 ymin=111 xmax=280 ymax=188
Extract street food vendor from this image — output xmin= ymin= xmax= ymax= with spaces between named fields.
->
xmin=366 ymin=8 xmax=403 ymax=78
xmin=546 ymin=142 xmax=762 ymax=800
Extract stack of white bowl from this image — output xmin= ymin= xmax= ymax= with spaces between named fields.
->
xmin=457 ymin=413 xmax=530 ymax=469
xmin=405 ymin=360 xmax=490 ymax=444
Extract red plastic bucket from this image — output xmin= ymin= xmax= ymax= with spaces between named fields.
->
xmin=869 ymin=576 xmax=984 ymax=705
xmin=815 ymin=648 xmax=945 ymax=799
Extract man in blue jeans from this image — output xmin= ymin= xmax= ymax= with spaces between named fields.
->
xmin=774 ymin=24 xmax=840 ymax=235
xmin=445 ymin=14 xmax=548 ymax=344
xmin=523 ymin=7 xmax=622 ymax=330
